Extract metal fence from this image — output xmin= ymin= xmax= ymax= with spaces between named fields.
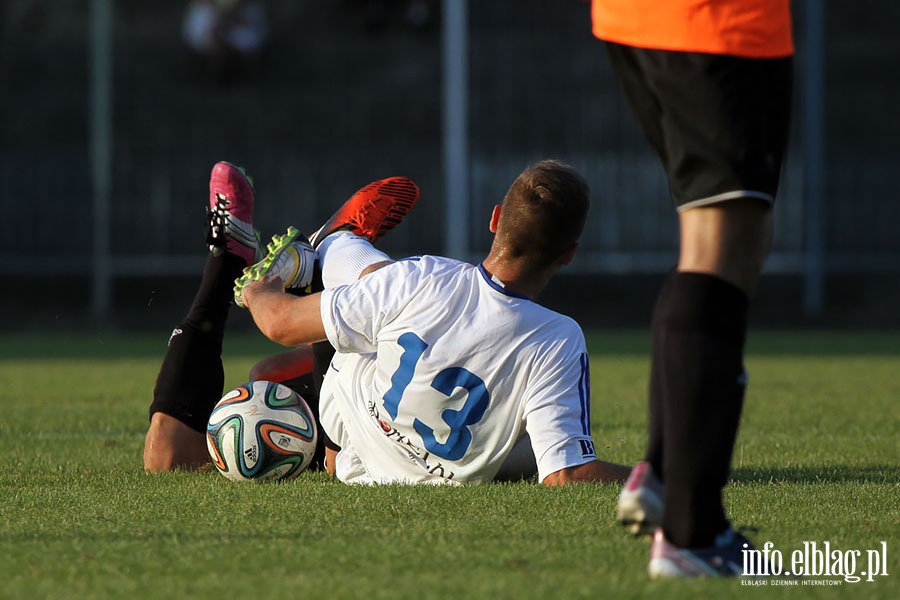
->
xmin=1 ymin=0 xmax=898 ymax=323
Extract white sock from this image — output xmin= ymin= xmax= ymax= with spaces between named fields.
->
xmin=317 ymin=232 xmax=392 ymax=288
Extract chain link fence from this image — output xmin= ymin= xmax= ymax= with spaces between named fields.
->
xmin=1 ymin=1 xmax=898 ymax=328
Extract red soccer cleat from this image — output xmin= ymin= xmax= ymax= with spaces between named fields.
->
xmin=308 ymin=176 xmax=420 ymax=248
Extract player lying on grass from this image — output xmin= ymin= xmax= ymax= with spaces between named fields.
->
xmin=144 ymin=159 xmax=630 ymax=485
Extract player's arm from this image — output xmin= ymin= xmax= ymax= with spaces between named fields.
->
xmin=526 ymin=341 xmax=631 ymax=486
xmin=542 ymin=460 xmax=631 ymax=486
xmin=242 ymin=276 xmax=328 ymax=346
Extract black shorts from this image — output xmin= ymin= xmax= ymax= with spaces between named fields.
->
xmin=605 ymin=42 xmax=793 ymax=211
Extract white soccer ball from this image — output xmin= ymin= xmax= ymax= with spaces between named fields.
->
xmin=206 ymin=381 xmax=318 ymax=482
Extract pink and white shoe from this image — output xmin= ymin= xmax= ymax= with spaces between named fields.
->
xmin=206 ymin=161 xmax=263 ymax=266
xmin=616 ymin=461 xmax=664 ymax=537
xmin=648 ymin=527 xmax=754 ymax=578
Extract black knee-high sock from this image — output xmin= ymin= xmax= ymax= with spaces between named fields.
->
xmin=644 ymin=274 xmax=675 ymax=477
xmin=149 ymin=253 xmax=246 ymax=432
xmin=653 ymin=272 xmax=749 ymax=549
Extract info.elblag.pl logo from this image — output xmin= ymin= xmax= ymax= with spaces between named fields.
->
xmin=743 ymin=541 xmax=889 ymax=584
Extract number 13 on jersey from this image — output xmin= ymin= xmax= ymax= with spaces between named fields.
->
xmin=382 ymin=332 xmax=490 ymax=461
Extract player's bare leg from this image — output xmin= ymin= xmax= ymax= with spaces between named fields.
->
xmin=143 ymin=413 xmax=209 ymax=471
xmin=617 ymin=200 xmax=771 ymax=520
xmin=677 ymin=199 xmax=773 ymax=295
xmin=324 ymin=446 xmax=338 ymax=476
xmin=642 ymin=199 xmax=772 ymax=574
xmin=144 ymin=161 xmax=262 ymax=472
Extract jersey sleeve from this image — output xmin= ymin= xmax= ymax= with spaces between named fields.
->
xmin=522 ymin=327 xmax=597 ymax=482
xmin=319 ymin=260 xmax=416 ymax=355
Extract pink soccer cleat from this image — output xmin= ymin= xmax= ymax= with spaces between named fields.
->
xmin=206 ymin=161 xmax=263 ymax=266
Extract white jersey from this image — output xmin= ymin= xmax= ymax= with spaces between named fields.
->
xmin=318 ymin=255 xmax=596 ymax=484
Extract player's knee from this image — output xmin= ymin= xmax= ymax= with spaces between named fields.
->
xmin=143 ymin=412 xmax=209 ymax=472
xmin=679 ymin=202 xmax=773 ymax=292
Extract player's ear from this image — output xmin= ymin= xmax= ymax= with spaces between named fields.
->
xmin=558 ymin=242 xmax=579 ymax=266
xmin=489 ymin=205 xmax=502 ymax=233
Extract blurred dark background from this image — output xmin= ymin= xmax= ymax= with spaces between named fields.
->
xmin=1 ymin=0 xmax=899 ymax=333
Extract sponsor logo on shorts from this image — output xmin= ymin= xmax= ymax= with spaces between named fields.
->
xmin=368 ymin=402 xmax=456 ymax=481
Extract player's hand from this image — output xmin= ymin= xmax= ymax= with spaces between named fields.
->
xmin=238 ymin=275 xmax=285 ymax=309
xmin=243 ymin=279 xmax=327 ymax=347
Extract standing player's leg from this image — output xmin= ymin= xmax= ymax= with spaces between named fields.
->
xmin=617 ymin=204 xmax=766 ymax=537
xmin=606 ymin=44 xmax=793 ymax=574
xmin=657 ymin=202 xmax=768 ymax=539
xmin=645 ymin=201 xmax=769 ymax=576
xmin=648 ymin=53 xmax=791 ymax=574
xmin=143 ymin=161 xmax=263 ymax=472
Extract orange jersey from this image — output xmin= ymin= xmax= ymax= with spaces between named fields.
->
xmin=592 ymin=0 xmax=794 ymax=58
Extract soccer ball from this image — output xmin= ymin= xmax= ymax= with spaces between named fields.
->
xmin=206 ymin=381 xmax=318 ymax=482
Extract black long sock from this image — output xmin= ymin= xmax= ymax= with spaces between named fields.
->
xmin=149 ymin=253 xmax=245 ymax=432
xmin=644 ymin=274 xmax=675 ymax=477
xmin=653 ymin=272 xmax=749 ymax=549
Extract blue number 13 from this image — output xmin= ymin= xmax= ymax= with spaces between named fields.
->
xmin=382 ymin=332 xmax=490 ymax=461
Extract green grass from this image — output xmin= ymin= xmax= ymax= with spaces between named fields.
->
xmin=1 ymin=331 xmax=898 ymax=599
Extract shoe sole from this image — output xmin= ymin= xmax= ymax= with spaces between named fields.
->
xmin=648 ymin=556 xmax=743 ymax=578
xmin=234 ymin=227 xmax=303 ymax=307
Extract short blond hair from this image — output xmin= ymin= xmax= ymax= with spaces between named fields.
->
xmin=495 ymin=160 xmax=590 ymax=267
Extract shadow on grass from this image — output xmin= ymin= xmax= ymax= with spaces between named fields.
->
xmin=731 ymin=464 xmax=900 ymax=485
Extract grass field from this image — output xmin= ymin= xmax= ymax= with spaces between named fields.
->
xmin=1 ymin=331 xmax=898 ymax=599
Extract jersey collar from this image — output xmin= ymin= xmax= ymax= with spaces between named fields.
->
xmin=478 ymin=263 xmax=530 ymax=300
